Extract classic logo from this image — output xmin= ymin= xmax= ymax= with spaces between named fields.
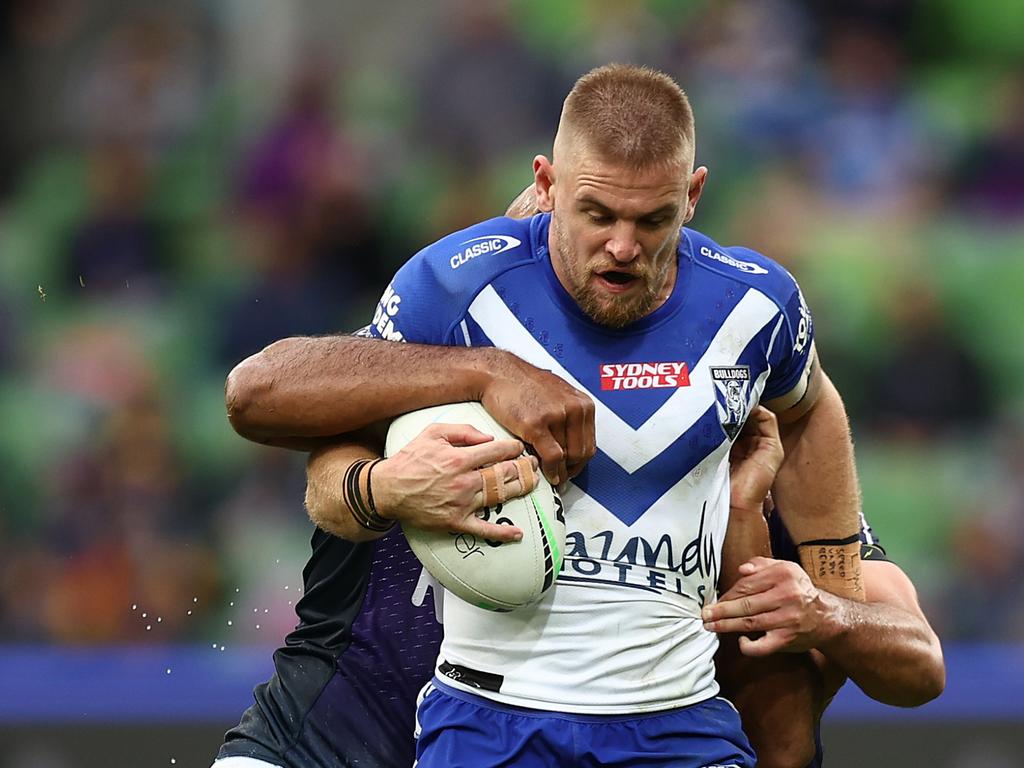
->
xmin=450 ymin=235 xmax=522 ymax=269
xmin=710 ymin=366 xmax=751 ymax=439
xmin=600 ymin=361 xmax=691 ymax=391
xmin=793 ymin=288 xmax=812 ymax=354
xmin=372 ymin=282 xmax=404 ymax=341
xmin=699 ymin=245 xmax=768 ymax=275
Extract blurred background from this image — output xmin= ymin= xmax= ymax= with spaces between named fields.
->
xmin=0 ymin=0 xmax=1022 ymax=765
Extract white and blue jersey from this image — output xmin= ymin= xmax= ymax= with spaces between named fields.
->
xmin=369 ymin=213 xmax=815 ymax=715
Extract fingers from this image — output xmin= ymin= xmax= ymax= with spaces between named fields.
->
xmin=742 ymin=406 xmax=779 ymax=440
xmin=739 ymin=556 xmax=777 ymax=574
xmin=478 ymin=456 xmax=540 ymax=507
xmin=564 ymin=394 xmax=595 ymax=479
xmin=458 ymin=513 xmax=523 ymax=543
xmin=703 ymin=607 xmax=787 ymax=635
xmin=459 ymin=437 xmax=526 ymax=469
xmin=429 ymin=423 xmax=495 ymax=447
xmin=738 ymin=632 xmax=786 ymax=657
xmin=715 ymin=562 xmax=783 ymax=604
xmin=531 ymin=432 xmax=566 ymax=487
xmin=702 ymin=591 xmax=781 ymax=624
xmin=547 ymin=405 xmax=570 ymax=489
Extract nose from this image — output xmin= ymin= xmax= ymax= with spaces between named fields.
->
xmin=605 ymin=221 xmax=641 ymax=263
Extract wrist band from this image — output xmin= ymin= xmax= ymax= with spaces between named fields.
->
xmin=343 ymin=458 xmax=393 ymax=533
xmin=797 ymin=534 xmax=865 ymax=601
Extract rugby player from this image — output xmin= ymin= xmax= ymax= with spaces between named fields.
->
xmin=217 ymin=65 xmax=942 ymax=767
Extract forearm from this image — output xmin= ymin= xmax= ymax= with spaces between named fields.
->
xmin=226 ymin=336 xmax=502 ymax=446
xmin=305 ymin=440 xmax=389 ymax=542
xmin=717 ymin=507 xmax=817 ymax=768
xmin=720 ymin=506 xmax=772 ymax=592
xmin=774 ymin=375 xmax=864 ymax=599
xmin=816 ymin=569 xmax=945 ymax=706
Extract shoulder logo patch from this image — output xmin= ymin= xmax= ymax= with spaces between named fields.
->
xmin=450 ymin=235 xmax=522 ymax=269
xmin=699 ymin=245 xmax=768 ymax=275
xmin=711 ymin=366 xmax=751 ymax=439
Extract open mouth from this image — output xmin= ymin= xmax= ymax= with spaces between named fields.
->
xmin=596 ymin=270 xmax=640 ymax=288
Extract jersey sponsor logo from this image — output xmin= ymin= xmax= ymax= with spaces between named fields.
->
xmin=599 ymin=361 xmax=691 ymax=391
xmin=793 ymin=288 xmax=812 ymax=353
xmin=711 ymin=366 xmax=751 ymax=439
xmin=372 ymin=282 xmax=405 ymax=341
xmin=699 ymin=245 xmax=768 ymax=275
xmin=449 ymin=235 xmax=522 ymax=269
xmin=559 ymin=503 xmax=720 ymax=605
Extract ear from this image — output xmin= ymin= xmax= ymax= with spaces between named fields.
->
xmin=533 ymin=155 xmax=555 ymax=212
xmin=683 ymin=166 xmax=708 ymax=224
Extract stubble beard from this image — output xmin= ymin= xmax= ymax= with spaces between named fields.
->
xmin=552 ymin=218 xmax=676 ymax=329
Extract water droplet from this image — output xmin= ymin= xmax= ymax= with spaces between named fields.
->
xmin=187 ymin=610 xmax=192 ymax=616
xmin=193 ymin=597 xmax=198 ymax=603
xmin=131 ymin=604 xmax=138 ymax=610
xmin=229 ymin=601 xmax=234 ymax=607
xmin=235 ymin=588 xmax=240 ymax=593
xmin=142 ymin=613 xmax=147 ymax=618
xmin=284 ymin=586 xmax=289 ymax=591
xmin=219 ymin=645 xmax=225 ymax=652
xmin=166 ymin=668 xmax=171 ymax=675
xmin=157 ymin=617 xmax=162 ymax=623
xmin=255 ymin=624 xmax=261 ymax=630
xmin=276 ymin=559 xmax=280 ymax=564
xmin=227 ymin=620 xmax=233 ymax=626
xmin=264 ymin=609 xmax=269 ymax=614
xmin=171 ymin=760 xmax=176 ymax=765
xmin=146 ymin=625 xmax=152 ymax=631
xmin=212 ymin=643 xmax=217 ymax=649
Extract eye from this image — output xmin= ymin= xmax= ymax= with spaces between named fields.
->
xmin=587 ymin=211 xmax=613 ymax=224
xmin=640 ymin=216 xmax=668 ymax=229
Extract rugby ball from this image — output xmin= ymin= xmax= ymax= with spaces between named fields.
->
xmin=385 ymin=402 xmax=565 ymax=612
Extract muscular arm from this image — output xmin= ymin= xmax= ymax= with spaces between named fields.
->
xmin=226 ymin=337 xmax=498 ymax=444
xmin=771 ymin=369 xmax=865 ymax=600
xmin=226 ymin=336 xmax=595 ymax=484
xmin=812 ymin=559 xmax=945 ymax=707
xmin=705 ymin=555 xmax=945 ymax=707
xmin=714 ymin=409 xmax=819 ymax=768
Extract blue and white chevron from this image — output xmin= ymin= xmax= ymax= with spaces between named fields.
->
xmin=467 ymin=285 xmax=782 ymax=525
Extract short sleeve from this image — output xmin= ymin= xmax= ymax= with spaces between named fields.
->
xmin=759 ymin=264 xmax=815 ymax=406
xmin=366 ymin=251 xmax=451 ymax=345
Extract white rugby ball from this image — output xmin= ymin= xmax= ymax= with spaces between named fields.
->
xmin=385 ymin=401 xmax=565 ymax=612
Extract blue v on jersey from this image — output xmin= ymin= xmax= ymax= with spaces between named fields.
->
xmin=368 ymin=212 xmax=815 ymax=714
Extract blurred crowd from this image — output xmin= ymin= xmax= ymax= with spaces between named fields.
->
xmin=1 ymin=0 xmax=1023 ymax=648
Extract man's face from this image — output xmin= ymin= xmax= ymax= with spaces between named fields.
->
xmin=542 ymin=147 xmax=696 ymax=328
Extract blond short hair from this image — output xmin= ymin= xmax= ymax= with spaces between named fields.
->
xmin=558 ymin=64 xmax=695 ymax=170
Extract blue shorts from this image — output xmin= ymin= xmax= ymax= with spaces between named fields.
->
xmin=414 ymin=680 xmax=755 ymax=768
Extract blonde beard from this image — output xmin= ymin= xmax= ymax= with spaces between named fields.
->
xmin=552 ymin=218 xmax=675 ymax=329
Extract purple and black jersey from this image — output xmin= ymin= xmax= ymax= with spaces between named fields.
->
xmin=217 ymin=528 xmax=442 ymax=767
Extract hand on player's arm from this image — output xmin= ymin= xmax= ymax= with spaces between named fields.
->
xmin=704 ymin=556 xmax=945 ymax=706
xmin=714 ymin=407 xmax=819 ymax=768
xmin=304 ymin=424 xmax=539 ymax=544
